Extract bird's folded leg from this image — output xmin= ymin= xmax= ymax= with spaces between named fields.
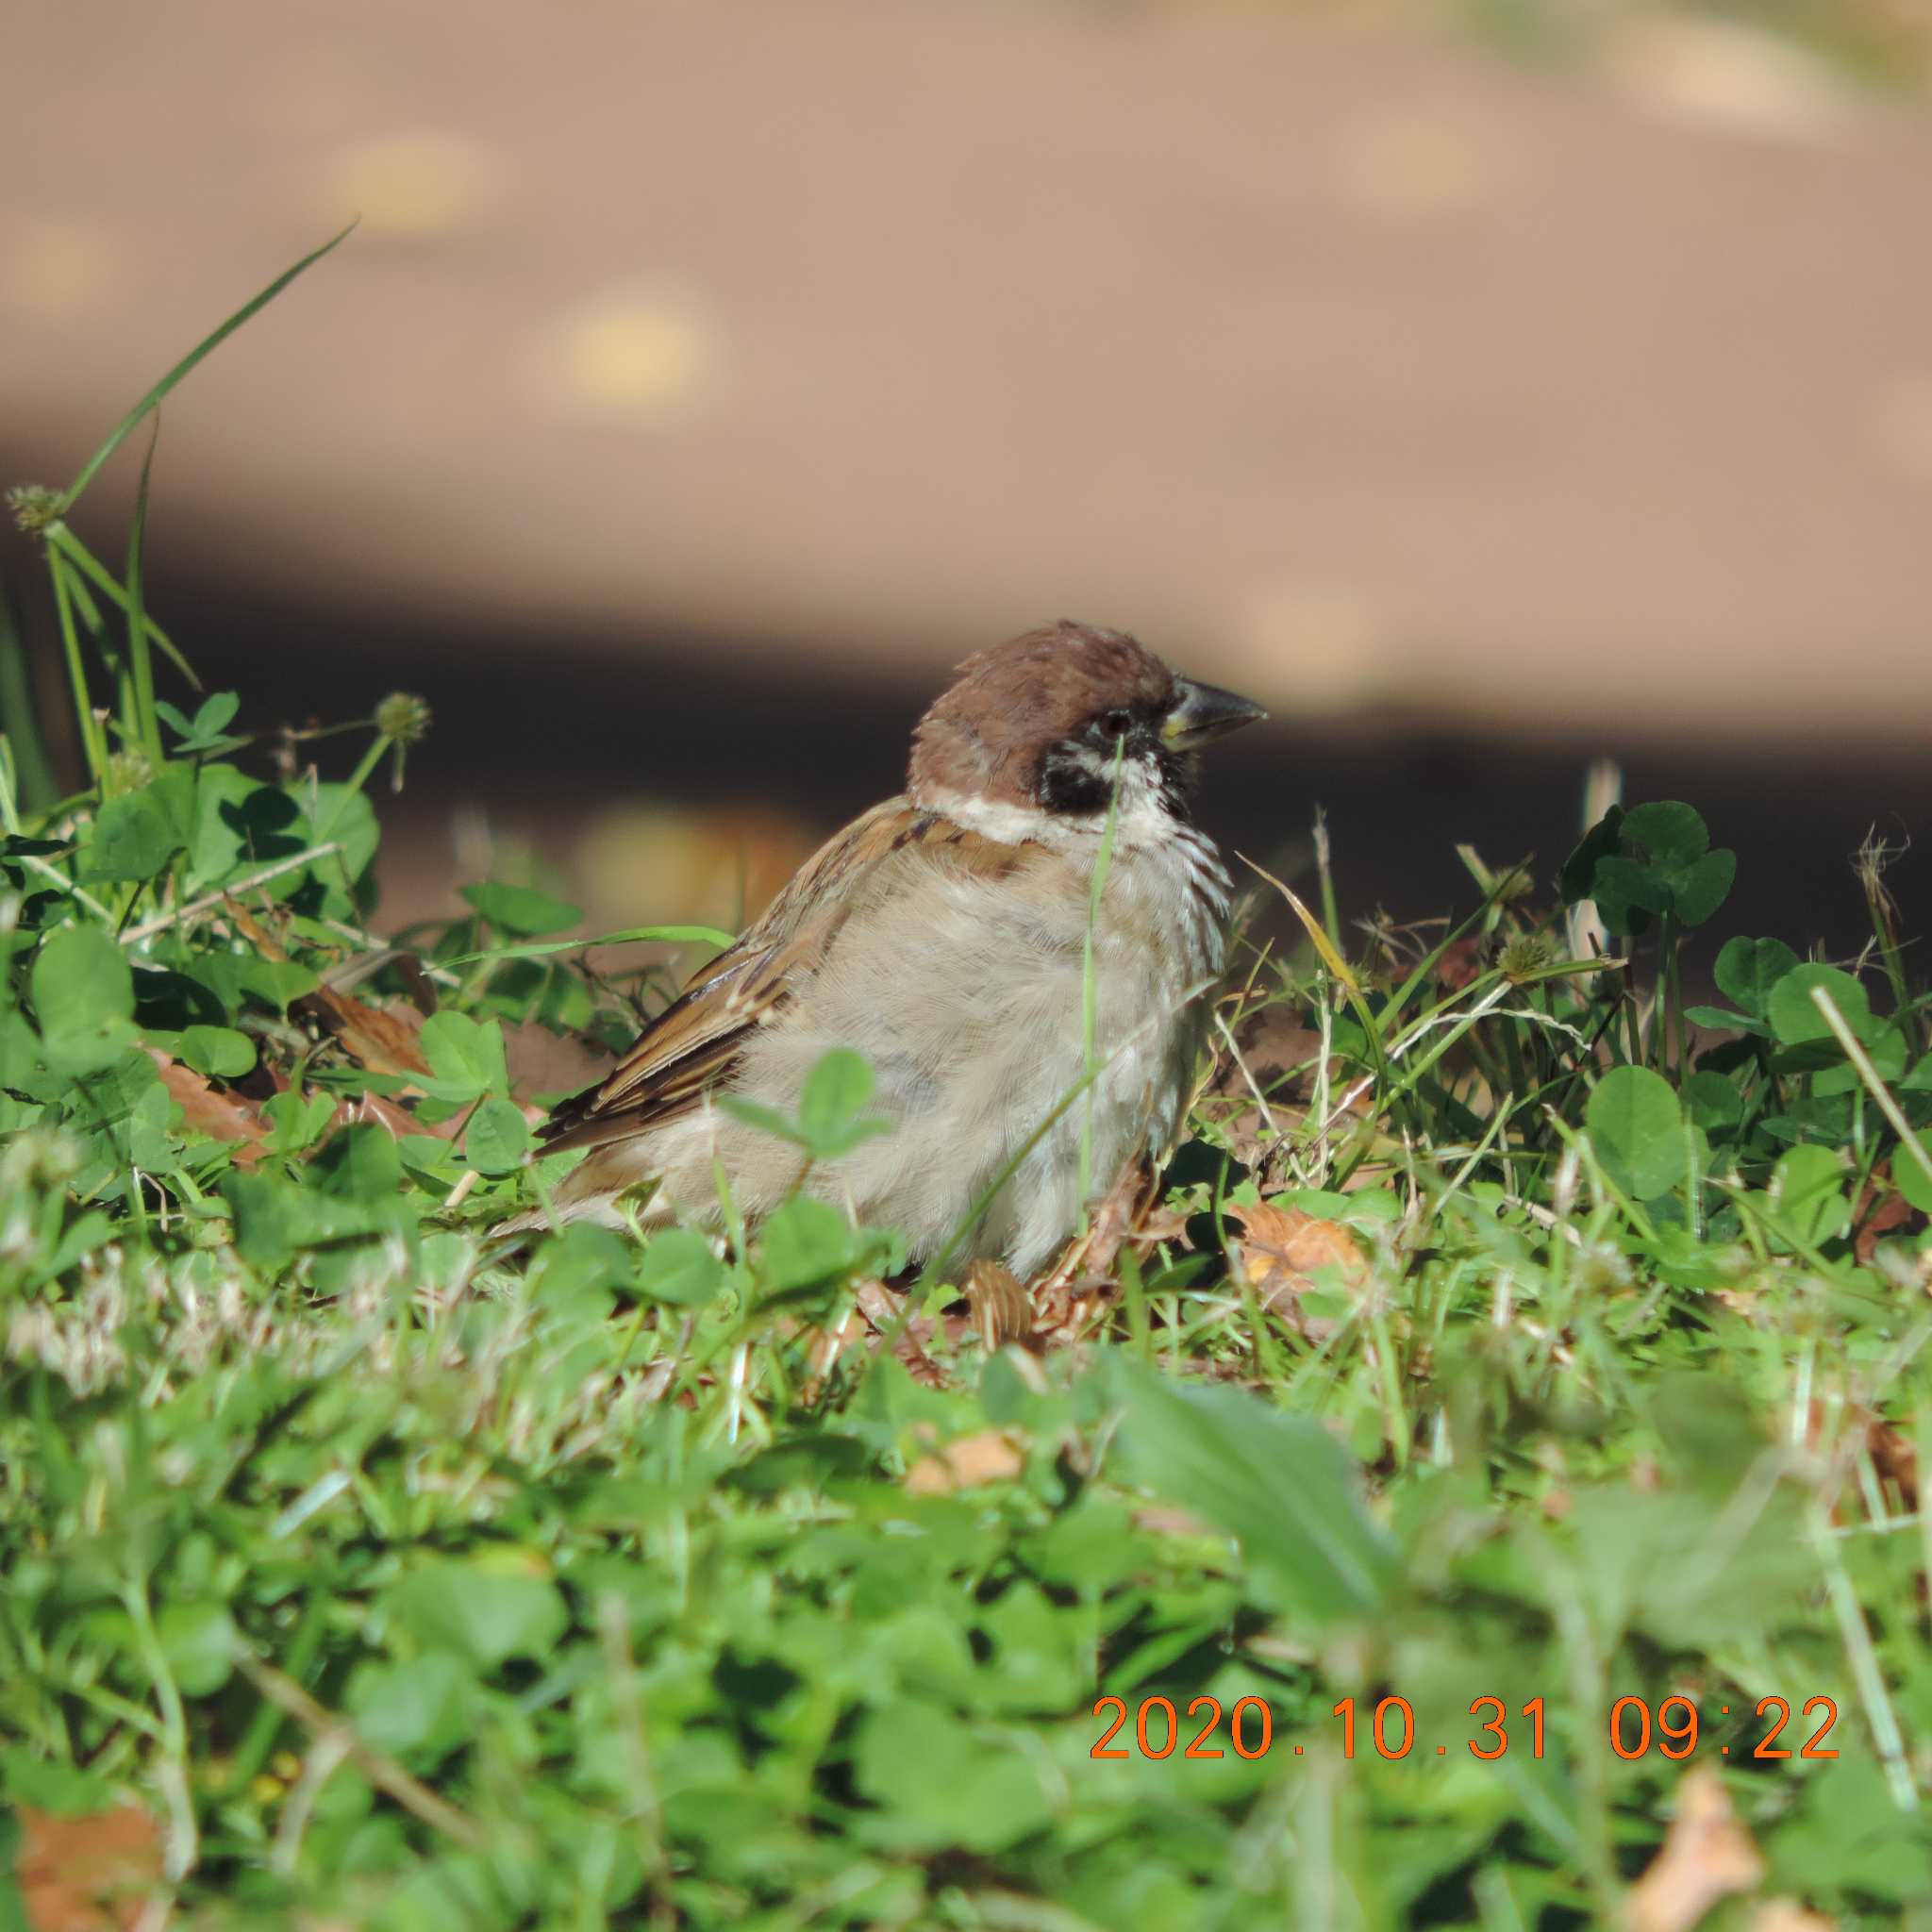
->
xmin=962 ymin=1258 xmax=1033 ymax=1348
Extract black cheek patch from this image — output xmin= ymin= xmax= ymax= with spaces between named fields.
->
xmin=1035 ymin=746 xmax=1112 ymax=817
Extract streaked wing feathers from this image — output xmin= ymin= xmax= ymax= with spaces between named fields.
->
xmin=538 ymin=798 xmax=969 ymax=1155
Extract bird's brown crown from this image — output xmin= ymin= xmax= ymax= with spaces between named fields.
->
xmin=908 ymin=621 xmax=1177 ymax=810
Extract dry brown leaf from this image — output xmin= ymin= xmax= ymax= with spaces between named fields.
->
xmin=217 ymin=892 xmax=297 ymax=962
xmin=798 ymin=1305 xmax=864 ymax=1406
xmin=1227 ymin=1199 xmax=1368 ymax=1313
xmin=1033 ymin=1290 xmax=1111 ymax=1347
xmin=305 ymin=985 xmax=432 ymax=1079
xmin=852 ymin=1280 xmax=949 ymax=1387
xmin=255 ymin=1071 xmax=458 ymax=1148
xmin=15 ymin=1803 xmax=162 ymax=1931
xmin=1038 ymin=1155 xmax=1161 ymax=1293
xmin=148 ymin=1049 xmax=269 ymax=1167
xmin=1202 ymin=1004 xmax=1328 ymax=1164
xmin=1798 ymin=1398 xmax=1922 ymax=1521
xmin=1852 ymin=1160 xmax=1925 ymax=1262
xmin=1865 ymin=1415 xmax=1919 ymax=1511
xmin=1025 ymin=1155 xmax=1164 ymax=1345
xmin=224 ymin=897 xmax=431 ymax=1078
xmin=501 ymin=1015 xmax=606 ymax=1104
xmin=1206 ymin=1005 xmax=1325 ymax=1101
xmin=1434 ymin=934 xmax=1486 ymax=991
xmin=1624 ymin=1768 xmax=1766 ymax=1932
xmin=342 ymin=1087 xmax=455 ymax=1141
xmin=388 ymin=950 xmax=441 ymax=1016
xmin=905 ymin=1427 xmax=1025 ymax=1496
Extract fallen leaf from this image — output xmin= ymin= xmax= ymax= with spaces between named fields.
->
xmin=341 ymin=1087 xmax=453 ymax=1141
xmin=501 ymin=1016 xmax=606 ymax=1106
xmin=1799 ymin=1398 xmax=1922 ymax=1521
xmin=148 ymin=1049 xmax=269 ymax=1167
xmin=1206 ymin=1004 xmax=1326 ymax=1102
xmin=388 ymin=950 xmax=441 ymax=1016
xmin=225 ymin=898 xmax=431 ymax=1078
xmin=853 ymin=1280 xmax=949 ymax=1387
xmin=1031 ymin=1154 xmax=1161 ymax=1338
xmin=1226 ymin=1199 xmax=1368 ymax=1315
xmin=1624 ymin=1768 xmax=1765 ymax=1932
xmin=1203 ymin=1002 xmax=1377 ymax=1174
xmin=15 ymin=1803 xmax=162 ymax=1931
xmin=798 ymin=1305 xmax=864 ymax=1406
xmin=1434 ymin=935 xmax=1486 ymax=991
xmin=257 ymin=1071 xmax=458 ymax=1147
xmin=1865 ymin=1415 xmax=1919 ymax=1512
xmin=904 ymin=1428 xmax=1025 ymax=1497
xmin=304 ymin=986 xmax=432 ymax=1079
xmin=1852 ymin=1159 xmax=1925 ymax=1263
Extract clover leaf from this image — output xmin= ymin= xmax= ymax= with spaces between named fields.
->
xmin=1562 ymin=800 xmax=1736 ymax=938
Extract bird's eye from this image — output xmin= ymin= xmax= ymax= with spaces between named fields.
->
xmin=1099 ymin=709 xmax=1133 ymax=740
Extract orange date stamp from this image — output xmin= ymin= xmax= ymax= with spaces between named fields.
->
xmin=1091 ymin=1693 xmax=1840 ymax=1762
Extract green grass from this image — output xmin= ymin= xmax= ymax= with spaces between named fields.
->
xmin=3 ymin=245 xmax=1931 ymax=1931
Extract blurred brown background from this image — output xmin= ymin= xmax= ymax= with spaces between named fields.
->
xmin=5 ymin=0 xmax=1930 ymax=955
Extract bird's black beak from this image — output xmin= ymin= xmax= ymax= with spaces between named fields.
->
xmin=1160 ymin=675 xmax=1268 ymax=751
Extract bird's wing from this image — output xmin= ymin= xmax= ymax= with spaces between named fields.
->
xmin=538 ymin=797 xmax=1027 ymax=1155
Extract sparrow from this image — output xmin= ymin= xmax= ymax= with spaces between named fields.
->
xmin=501 ymin=621 xmax=1264 ymax=1274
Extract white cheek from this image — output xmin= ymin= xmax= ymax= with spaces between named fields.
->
xmin=917 ymin=788 xmax=1054 ymax=845
xmin=919 ymin=756 xmax=1177 ymax=854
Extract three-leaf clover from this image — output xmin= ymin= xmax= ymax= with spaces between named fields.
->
xmin=1562 ymin=801 xmax=1736 ymax=938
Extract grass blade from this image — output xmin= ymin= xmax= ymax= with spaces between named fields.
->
xmin=49 ymin=525 xmax=200 ymax=691
xmin=442 ymin=923 xmax=737 ymax=968
xmin=1238 ymin=850 xmax=1359 ymax=996
xmin=125 ymin=419 xmax=161 ymax=763
xmin=0 ymin=565 xmax=57 ymax=810
xmin=58 ymin=222 xmax=357 ymax=516
xmin=48 ymin=547 xmax=107 ymax=785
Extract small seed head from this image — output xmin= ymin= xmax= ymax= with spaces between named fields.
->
xmin=1489 ymin=863 xmax=1534 ymax=907
xmin=375 ymin=691 xmax=432 ymax=747
xmin=1498 ymin=932 xmax=1559 ymax=984
xmin=5 ymin=484 xmax=63 ymax=538
xmin=106 ymin=748 xmax=155 ymax=792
